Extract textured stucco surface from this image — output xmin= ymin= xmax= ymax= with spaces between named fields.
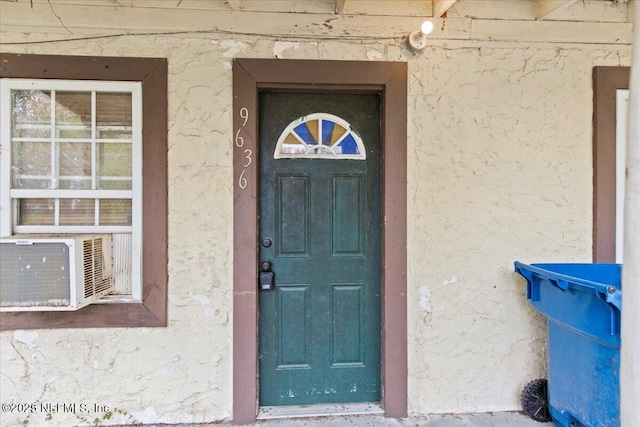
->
xmin=406 ymin=45 xmax=628 ymax=413
xmin=0 ymin=2 xmax=632 ymax=425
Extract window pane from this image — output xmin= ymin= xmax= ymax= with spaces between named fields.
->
xmin=326 ymin=122 xmax=347 ymax=145
xmin=13 ymin=179 xmax=51 ymax=189
xmin=98 ymin=143 xmax=132 ymax=189
xmin=59 ymin=198 xmax=94 ymax=225
xmin=58 ymin=142 xmax=91 ymax=181
xmin=12 ymin=141 xmax=51 ymax=188
xmin=11 ymin=90 xmax=52 ymax=138
xmin=97 ymin=179 xmax=133 ymax=190
xmin=97 ymin=93 xmax=132 ymax=139
xmin=18 ymin=199 xmax=55 ymax=225
xmin=55 ymin=91 xmax=91 ymax=139
xmin=336 ymin=134 xmax=358 ymax=154
xmin=99 ymin=199 xmax=132 ymax=226
xmin=58 ymin=177 xmax=91 ymax=190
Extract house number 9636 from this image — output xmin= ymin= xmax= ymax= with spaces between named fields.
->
xmin=237 ymin=107 xmax=251 ymax=189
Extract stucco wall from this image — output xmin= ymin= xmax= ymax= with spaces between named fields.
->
xmin=0 ymin=1 xmax=632 ymax=425
xmin=407 ymin=45 xmax=629 ymax=412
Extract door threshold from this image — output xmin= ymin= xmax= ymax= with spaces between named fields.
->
xmin=258 ymin=402 xmax=384 ymax=420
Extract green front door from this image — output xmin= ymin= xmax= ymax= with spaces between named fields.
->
xmin=258 ymin=92 xmax=381 ymax=406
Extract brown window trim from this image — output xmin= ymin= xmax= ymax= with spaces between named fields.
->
xmin=0 ymin=53 xmax=168 ymax=330
xmin=232 ymin=58 xmax=408 ymax=423
xmin=593 ymin=66 xmax=630 ymax=263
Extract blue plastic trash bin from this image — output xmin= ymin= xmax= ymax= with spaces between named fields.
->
xmin=514 ymin=262 xmax=622 ymax=427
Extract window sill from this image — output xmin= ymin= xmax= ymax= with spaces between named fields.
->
xmin=95 ymin=295 xmax=142 ymax=304
xmin=0 ymin=299 xmax=166 ymax=330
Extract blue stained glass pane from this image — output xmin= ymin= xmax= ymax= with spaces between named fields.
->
xmin=322 ymin=120 xmax=335 ymax=146
xmin=294 ymin=123 xmax=317 ymax=145
xmin=336 ymin=134 xmax=359 ymax=154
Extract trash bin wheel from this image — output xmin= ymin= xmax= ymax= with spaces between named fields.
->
xmin=521 ymin=378 xmax=552 ymax=422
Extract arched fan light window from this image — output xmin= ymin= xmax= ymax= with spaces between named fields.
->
xmin=274 ymin=113 xmax=366 ymax=160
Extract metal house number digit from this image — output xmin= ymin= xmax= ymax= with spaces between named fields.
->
xmin=239 ymin=170 xmax=247 ymax=189
xmin=240 ymin=108 xmax=249 ymax=127
xmin=237 ymin=107 xmax=250 ymax=190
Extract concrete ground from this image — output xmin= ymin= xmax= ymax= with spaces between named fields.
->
xmin=151 ymin=412 xmax=553 ymax=426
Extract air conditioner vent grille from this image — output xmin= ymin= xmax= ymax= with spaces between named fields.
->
xmin=83 ymin=237 xmax=111 ymax=298
xmin=83 ymin=239 xmax=93 ymax=298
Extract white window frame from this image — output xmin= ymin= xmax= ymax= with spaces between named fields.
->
xmin=0 ymin=78 xmax=143 ymax=301
xmin=616 ymin=89 xmax=629 ymax=264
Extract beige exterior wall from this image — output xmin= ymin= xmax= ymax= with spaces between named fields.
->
xmin=0 ymin=0 xmax=631 ymax=424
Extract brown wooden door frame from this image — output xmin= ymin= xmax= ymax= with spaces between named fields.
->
xmin=232 ymin=59 xmax=408 ymax=423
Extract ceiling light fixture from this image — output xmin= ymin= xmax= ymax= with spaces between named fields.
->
xmin=407 ymin=20 xmax=434 ymax=53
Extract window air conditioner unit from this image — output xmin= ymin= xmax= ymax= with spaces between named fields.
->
xmin=0 ymin=235 xmax=114 ymax=311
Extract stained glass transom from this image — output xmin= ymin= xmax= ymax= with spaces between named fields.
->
xmin=274 ymin=113 xmax=366 ymax=160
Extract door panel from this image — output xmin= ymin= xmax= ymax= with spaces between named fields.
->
xmin=278 ymin=285 xmax=310 ymax=367
xmin=259 ymin=92 xmax=381 ymax=406
xmin=332 ymin=175 xmax=365 ymax=256
xmin=277 ymin=176 xmax=310 ymax=257
xmin=331 ymin=283 xmax=365 ymax=365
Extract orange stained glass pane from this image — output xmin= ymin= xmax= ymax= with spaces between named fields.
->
xmin=307 ymin=119 xmax=320 ymax=144
xmin=330 ymin=123 xmax=347 ymax=145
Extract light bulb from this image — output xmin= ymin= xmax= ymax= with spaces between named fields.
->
xmin=420 ymin=20 xmax=434 ymax=35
